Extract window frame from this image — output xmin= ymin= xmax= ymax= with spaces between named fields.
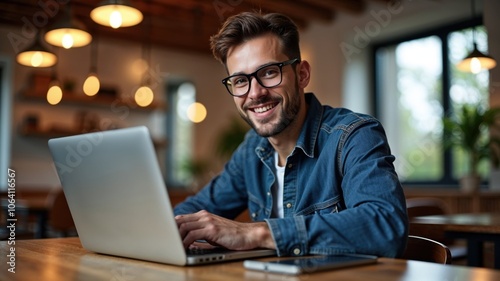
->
xmin=164 ymin=78 xmax=197 ymax=188
xmin=370 ymin=16 xmax=484 ymax=187
xmin=0 ymin=56 xmax=13 ymax=191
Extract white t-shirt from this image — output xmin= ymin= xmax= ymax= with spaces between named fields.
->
xmin=272 ymin=151 xmax=285 ymax=218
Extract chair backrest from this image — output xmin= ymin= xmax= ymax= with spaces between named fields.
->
xmin=406 ymin=197 xmax=451 ymax=244
xmin=406 ymin=197 xmax=449 ymax=219
xmin=46 ymin=188 xmax=75 ymax=236
xmin=401 ymin=235 xmax=452 ymax=264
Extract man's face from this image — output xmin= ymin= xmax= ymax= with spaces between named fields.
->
xmin=225 ymin=34 xmax=302 ymax=138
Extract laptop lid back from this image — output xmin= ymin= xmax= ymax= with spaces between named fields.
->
xmin=48 ymin=126 xmax=188 ymax=265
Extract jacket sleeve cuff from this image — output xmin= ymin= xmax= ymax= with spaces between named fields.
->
xmin=265 ymin=216 xmax=308 ymax=256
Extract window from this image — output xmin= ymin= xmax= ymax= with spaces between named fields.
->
xmin=165 ymin=79 xmax=196 ymax=187
xmin=373 ymin=18 xmax=490 ymax=186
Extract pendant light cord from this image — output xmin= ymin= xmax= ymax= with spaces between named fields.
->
xmin=51 ymin=48 xmax=59 ymax=81
xmin=471 ymin=0 xmax=476 ymax=45
xmin=90 ymin=34 xmax=98 ymax=74
xmin=141 ymin=2 xmax=152 ymax=86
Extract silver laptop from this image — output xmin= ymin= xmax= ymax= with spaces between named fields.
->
xmin=48 ymin=126 xmax=276 ymax=265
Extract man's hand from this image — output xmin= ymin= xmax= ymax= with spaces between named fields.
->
xmin=175 ymin=210 xmax=276 ymax=251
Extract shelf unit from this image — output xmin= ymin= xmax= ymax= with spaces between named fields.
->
xmin=17 ymin=72 xmax=167 ymax=148
xmin=20 ymin=72 xmax=165 ymax=111
xmin=22 ymin=91 xmax=165 ymax=111
xmin=19 ymin=126 xmax=167 ymax=148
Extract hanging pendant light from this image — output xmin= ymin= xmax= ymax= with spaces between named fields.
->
xmin=47 ymin=63 xmax=63 ymax=105
xmin=134 ymin=12 xmax=153 ymax=107
xmin=47 ymin=80 xmax=63 ymax=105
xmin=456 ymin=0 xmax=496 ymax=73
xmin=91 ymin=0 xmax=143 ymax=29
xmin=135 ymin=85 xmax=154 ymax=107
xmin=83 ymin=74 xmax=100 ymax=97
xmin=16 ymin=32 xmax=57 ymax=68
xmin=187 ymin=102 xmax=207 ymax=123
xmin=134 ymin=53 xmax=154 ymax=107
xmin=456 ymin=43 xmax=496 ymax=74
xmin=44 ymin=4 xmax=92 ymax=49
xmin=83 ymin=36 xmax=101 ymax=96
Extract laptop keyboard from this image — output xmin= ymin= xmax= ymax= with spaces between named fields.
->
xmin=186 ymin=247 xmax=232 ymax=256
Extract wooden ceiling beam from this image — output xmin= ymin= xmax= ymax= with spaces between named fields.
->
xmin=301 ymin=0 xmax=366 ymax=14
xmin=1 ymin=0 xmax=384 ymax=54
xmin=1 ymin=1 xmax=49 ymax=26
xmin=244 ymin=0 xmax=334 ymax=23
xmin=88 ymin=22 xmax=212 ymax=54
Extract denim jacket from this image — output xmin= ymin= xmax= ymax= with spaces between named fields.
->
xmin=174 ymin=93 xmax=408 ymax=257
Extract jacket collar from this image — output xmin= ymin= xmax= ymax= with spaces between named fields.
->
xmin=255 ymin=93 xmax=323 ymax=159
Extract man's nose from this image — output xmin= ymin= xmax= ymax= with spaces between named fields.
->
xmin=246 ymin=76 xmax=267 ymax=100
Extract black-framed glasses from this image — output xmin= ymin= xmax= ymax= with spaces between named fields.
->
xmin=222 ymin=58 xmax=299 ymax=97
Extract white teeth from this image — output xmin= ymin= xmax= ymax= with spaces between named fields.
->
xmin=254 ymin=104 xmax=275 ymax=113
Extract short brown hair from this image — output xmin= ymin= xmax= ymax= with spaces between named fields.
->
xmin=210 ymin=12 xmax=301 ymax=65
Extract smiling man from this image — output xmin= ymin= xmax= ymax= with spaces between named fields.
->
xmin=174 ymin=12 xmax=408 ymax=258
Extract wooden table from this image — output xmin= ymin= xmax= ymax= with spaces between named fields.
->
xmin=411 ymin=213 xmax=500 ymax=269
xmin=2 ymin=238 xmax=500 ymax=281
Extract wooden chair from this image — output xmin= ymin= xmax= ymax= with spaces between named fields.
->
xmin=401 ymin=235 xmax=452 ymax=264
xmin=45 ymin=188 xmax=76 ymax=237
xmin=406 ymin=197 xmax=467 ymax=260
xmin=406 ymin=197 xmax=449 ymax=218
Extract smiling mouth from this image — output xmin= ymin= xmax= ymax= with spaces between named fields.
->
xmin=251 ymin=103 xmax=278 ymax=113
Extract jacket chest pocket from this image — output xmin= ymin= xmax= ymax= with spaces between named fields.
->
xmin=296 ymin=196 xmax=343 ymax=216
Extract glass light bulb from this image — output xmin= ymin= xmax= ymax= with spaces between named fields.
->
xmin=83 ymin=74 xmax=100 ymax=96
xmin=470 ymin=57 xmax=481 ymax=74
xmin=110 ymin=9 xmax=122 ymax=29
xmin=134 ymin=86 xmax=154 ymax=107
xmin=62 ymin=32 xmax=74 ymax=49
xmin=47 ymin=85 xmax=63 ymax=105
xmin=187 ymin=102 xmax=207 ymax=123
xmin=31 ymin=51 xmax=43 ymax=67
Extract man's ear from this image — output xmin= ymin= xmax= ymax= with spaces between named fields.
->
xmin=297 ymin=60 xmax=311 ymax=88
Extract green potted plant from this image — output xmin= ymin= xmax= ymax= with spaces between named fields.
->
xmin=215 ymin=116 xmax=250 ymax=161
xmin=181 ymin=158 xmax=210 ymax=192
xmin=443 ymin=104 xmax=500 ymax=192
xmin=181 ymin=116 xmax=249 ymax=191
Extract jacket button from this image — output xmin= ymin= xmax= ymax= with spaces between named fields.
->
xmin=293 ymin=248 xmax=301 ymax=255
xmin=287 ymin=163 xmax=293 ymax=168
xmin=286 ymin=203 xmax=292 ymax=208
xmin=251 ymin=213 xmax=257 ymax=218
